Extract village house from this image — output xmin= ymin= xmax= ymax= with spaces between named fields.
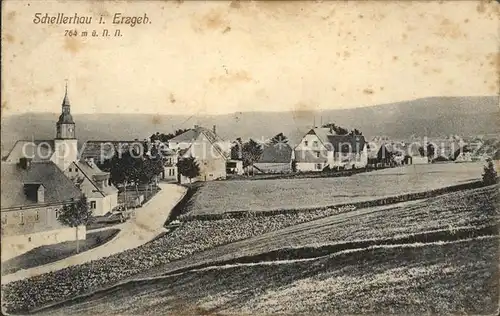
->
xmin=64 ymin=158 xmax=119 ymax=216
xmin=293 ymin=127 xmax=368 ymax=172
xmin=1 ymin=159 xmax=84 ymax=259
xmin=4 ymin=85 xmax=119 ymax=216
xmin=158 ymin=145 xmax=178 ymax=181
xmin=253 ymin=142 xmax=293 ymax=174
xmin=168 ymin=125 xmax=230 ymax=182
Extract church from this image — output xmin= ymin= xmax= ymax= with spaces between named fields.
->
xmin=3 ymin=85 xmax=119 ymax=217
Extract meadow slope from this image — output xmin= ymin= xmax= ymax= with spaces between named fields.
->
xmin=188 ymin=163 xmax=484 ymax=214
xmin=17 ymin=184 xmax=499 ymax=315
xmin=36 ymin=237 xmax=500 ymax=315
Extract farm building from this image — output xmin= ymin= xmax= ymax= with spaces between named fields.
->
xmin=169 ymin=125 xmax=230 ymax=182
xmin=253 ymin=143 xmax=293 ymax=173
xmin=293 ymin=127 xmax=368 ymax=172
xmin=366 ymin=141 xmax=405 ymax=168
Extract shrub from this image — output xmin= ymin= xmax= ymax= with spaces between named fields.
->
xmin=482 ymin=160 xmax=498 ymax=185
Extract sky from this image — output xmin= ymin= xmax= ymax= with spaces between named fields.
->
xmin=1 ymin=0 xmax=499 ymax=116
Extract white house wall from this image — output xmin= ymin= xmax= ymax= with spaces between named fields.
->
xmin=2 ymin=225 xmax=86 ymax=261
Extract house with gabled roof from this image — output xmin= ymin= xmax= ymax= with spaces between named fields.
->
xmin=293 ymin=127 xmax=368 ymax=172
xmin=169 ymin=125 xmax=231 ymax=182
xmin=4 ymin=85 xmax=120 ymax=216
xmin=253 ymin=142 xmax=293 ymax=174
xmin=1 ymin=159 xmax=85 ymax=259
xmin=64 ymin=158 xmax=119 ymax=216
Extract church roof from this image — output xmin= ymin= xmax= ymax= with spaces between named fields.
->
xmin=1 ymin=161 xmax=81 ymax=210
xmin=57 ymin=112 xmax=74 ymax=124
xmin=57 ymin=85 xmax=75 ymax=124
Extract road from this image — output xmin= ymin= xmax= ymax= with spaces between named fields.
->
xmin=1 ymin=183 xmax=187 ymax=285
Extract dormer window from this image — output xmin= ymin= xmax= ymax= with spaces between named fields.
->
xmin=37 ymin=185 xmax=45 ymax=203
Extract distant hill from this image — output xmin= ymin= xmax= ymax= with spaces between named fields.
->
xmin=2 ymin=96 xmax=498 ymax=155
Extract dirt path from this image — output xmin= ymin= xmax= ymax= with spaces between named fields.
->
xmin=1 ymin=183 xmax=187 ymax=285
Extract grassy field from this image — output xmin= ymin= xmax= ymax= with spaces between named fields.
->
xmin=190 ymin=162 xmax=485 ymax=214
xmin=139 ymin=185 xmax=499 ymax=278
xmin=37 ymin=237 xmax=499 ymax=315
xmin=3 ymin=184 xmax=497 ymax=314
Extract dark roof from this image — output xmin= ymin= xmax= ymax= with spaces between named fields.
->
xmin=57 ymin=112 xmax=74 ymax=124
xmin=452 ymin=145 xmax=471 ymax=160
xmin=79 ymin=140 xmax=145 ymax=161
xmin=258 ymin=143 xmax=292 ymax=163
xmin=325 ymin=135 xmax=366 ymax=153
xmin=1 ymin=161 xmax=82 ymax=210
xmin=57 ymin=89 xmax=75 ymax=124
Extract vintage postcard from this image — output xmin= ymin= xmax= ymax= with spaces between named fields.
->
xmin=1 ymin=0 xmax=499 ymax=315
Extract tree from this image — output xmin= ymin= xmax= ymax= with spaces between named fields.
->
xmin=177 ymin=156 xmax=200 ymax=183
xmin=350 ymin=129 xmax=363 ymax=136
xmin=242 ymin=139 xmax=263 ymax=176
xmin=57 ymin=195 xmax=93 ymax=253
xmin=150 ymin=129 xmax=190 ymax=143
xmin=426 ymin=143 xmax=436 ymax=159
xmin=482 ymin=159 xmax=498 ymax=185
xmin=269 ymin=133 xmax=288 ymax=144
xmin=321 ymin=123 xmax=349 ymax=135
xmin=230 ymin=137 xmax=243 ymax=160
xmin=418 ymin=146 xmax=425 ymax=157
xmin=291 ymin=159 xmax=297 ymax=173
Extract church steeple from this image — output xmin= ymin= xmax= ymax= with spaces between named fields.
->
xmin=56 ymin=82 xmax=76 ymax=139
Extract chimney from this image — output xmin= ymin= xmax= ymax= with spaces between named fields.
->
xmin=86 ymin=157 xmax=95 ymax=167
xmin=19 ymin=157 xmax=32 ymax=170
xmin=37 ymin=185 xmax=45 ymax=203
xmin=213 ymin=125 xmax=216 ymax=135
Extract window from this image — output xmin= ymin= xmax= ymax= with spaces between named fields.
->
xmin=316 ymin=152 xmax=320 ymax=158
xmin=313 ymin=141 xmax=318 ymax=148
xmin=90 ymin=201 xmax=96 ymax=209
xmin=69 ymin=167 xmax=72 ymax=172
xmin=35 ymin=211 xmax=39 ymax=222
xmin=28 ymin=237 xmax=32 ymax=242
xmin=304 ymin=141 xmax=309 ymax=146
xmin=1 ymin=216 xmax=7 ymax=225
xmin=55 ymin=209 xmax=60 ymax=219
xmin=315 ymin=163 xmax=322 ymax=170
xmin=19 ymin=213 xmax=25 ymax=225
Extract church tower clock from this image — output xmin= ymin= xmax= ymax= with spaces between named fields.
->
xmin=53 ymin=83 xmax=78 ymax=171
